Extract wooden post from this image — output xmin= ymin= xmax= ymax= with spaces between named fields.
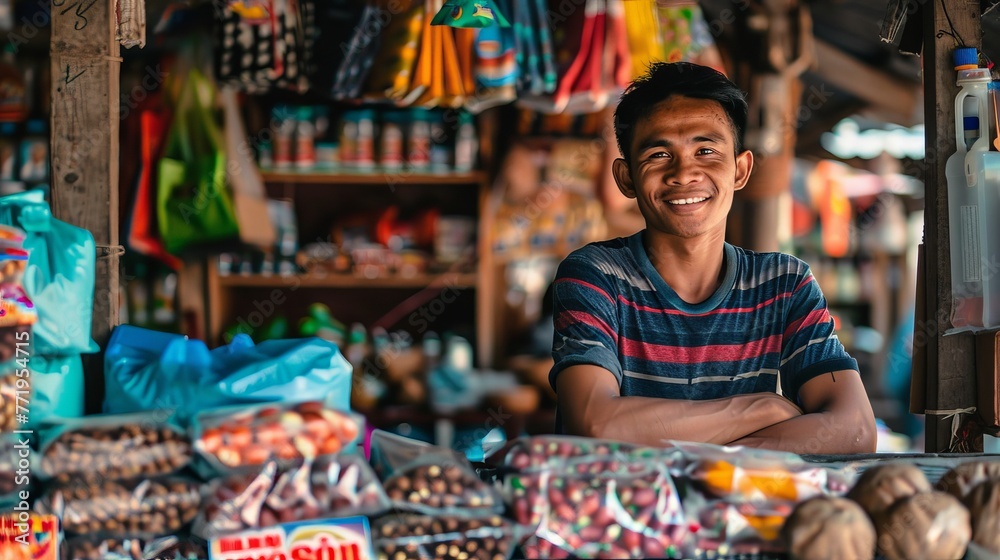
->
xmin=920 ymin=0 xmax=982 ymax=452
xmin=50 ymin=0 xmax=120 ymax=412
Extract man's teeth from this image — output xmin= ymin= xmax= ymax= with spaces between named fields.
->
xmin=667 ymin=197 xmax=708 ymax=205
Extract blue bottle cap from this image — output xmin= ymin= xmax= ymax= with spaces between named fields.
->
xmin=964 ymin=116 xmax=980 ymax=130
xmin=954 ymin=47 xmax=979 ymax=69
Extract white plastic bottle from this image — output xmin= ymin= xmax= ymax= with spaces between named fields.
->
xmin=945 ymin=47 xmax=993 ymax=328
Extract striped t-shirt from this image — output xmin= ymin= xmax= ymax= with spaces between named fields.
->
xmin=550 ymin=232 xmax=857 ymax=408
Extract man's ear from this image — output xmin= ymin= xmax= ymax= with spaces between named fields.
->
xmin=612 ymin=158 xmax=636 ymax=199
xmin=733 ymin=149 xmax=754 ymax=191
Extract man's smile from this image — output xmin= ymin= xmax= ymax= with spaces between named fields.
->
xmin=667 ymin=196 xmax=711 ymax=205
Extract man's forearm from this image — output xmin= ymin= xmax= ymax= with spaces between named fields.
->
xmin=578 ymin=393 xmax=801 ymax=447
xmin=727 ymin=409 xmax=877 ymax=454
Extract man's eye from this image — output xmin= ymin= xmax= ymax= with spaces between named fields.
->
xmin=697 ymin=148 xmax=716 ymax=155
xmin=649 ymin=152 xmax=669 ymax=159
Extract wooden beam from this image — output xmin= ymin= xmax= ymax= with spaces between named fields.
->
xmin=813 ymin=39 xmax=921 ymax=126
xmin=50 ymin=0 xmax=120 ymax=412
xmin=921 ymin=0 xmax=982 ymax=453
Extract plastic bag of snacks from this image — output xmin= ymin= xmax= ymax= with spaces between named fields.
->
xmin=502 ymin=435 xmax=655 ymax=471
xmin=64 ymin=534 xmax=208 ymax=560
xmin=194 ymin=454 xmax=389 ymax=539
xmin=672 ymin=441 xmax=854 ymax=502
xmin=369 ymin=429 xmax=439 ymax=480
xmin=0 ymin=512 xmax=60 ymax=560
xmin=508 ymin=457 xmax=688 ymax=559
xmin=37 ymin=413 xmax=192 ymax=484
xmin=685 ymin=498 xmax=794 ymax=557
xmin=192 ymin=400 xmax=361 ymax=477
xmin=373 ymin=513 xmax=515 ymax=560
xmin=34 ymin=477 xmax=202 ymax=536
xmin=382 ymin=452 xmax=505 ymax=516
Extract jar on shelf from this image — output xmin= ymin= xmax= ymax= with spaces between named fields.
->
xmin=272 ymin=105 xmax=295 ymax=169
xmin=407 ymin=108 xmax=432 ymax=171
xmin=339 ymin=111 xmax=358 ymax=168
xmin=294 ymin=106 xmax=316 ymax=170
xmin=355 ymin=109 xmax=376 ymax=170
xmin=380 ymin=111 xmax=406 ymax=171
xmin=454 ymin=112 xmax=478 ymax=172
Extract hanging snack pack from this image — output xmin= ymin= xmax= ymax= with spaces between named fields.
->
xmin=214 ymin=0 xmax=315 ymax=93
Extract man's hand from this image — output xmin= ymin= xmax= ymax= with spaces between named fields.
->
xmin=727 ymin=370 xmax=876 ymax=454
xmin=556 ymin=365 xmax=804 ymax=447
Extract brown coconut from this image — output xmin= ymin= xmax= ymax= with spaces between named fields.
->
xmin=936 ymin=461 xmax=1000 ymax=500
xmin=846 ymin=463 xmax=931 ymax=522
xmin=782 ymin=496 xmax=876 ymax=560
xmin=964 ymin=478 xmax=1000 ymax=554
xmin=876 ymin=491 xmax=971 ymax=560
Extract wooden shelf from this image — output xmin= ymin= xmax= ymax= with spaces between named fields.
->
xmin=217 ymin=271 xmax=478 ymax=289
xmin=260 ymin=169 xmax=486 ymax=186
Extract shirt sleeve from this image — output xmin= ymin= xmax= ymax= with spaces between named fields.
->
xmin=549 ymin=254 xmax=623 ymax=390
xmin=779 ymin=268 xmax=859 ymax=406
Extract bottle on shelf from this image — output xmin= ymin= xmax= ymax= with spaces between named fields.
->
xmin=380 ymin=111 xmax=405 ymax=171
xmin=294 ymin=106 xmax=316 ymax=170
xmin=454 ymin=112 xmax=478 ymax=172
xmin=407 ymin=108 xmax=432 ymax=171
xmin=272 ymin=106 xmax=295 ymax=169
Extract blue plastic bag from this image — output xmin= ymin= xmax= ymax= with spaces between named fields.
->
xmin=0 ymin=189 xmax=98 ymax=355
xmin=103 ymin=325 xmax=353 ymax=424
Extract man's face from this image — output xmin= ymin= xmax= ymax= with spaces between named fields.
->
xmin=613 ymin=95 xmax=753 ymax=240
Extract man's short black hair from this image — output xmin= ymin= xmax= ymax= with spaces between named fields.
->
xmin=613 ymin=62 xmax=748 ymax=163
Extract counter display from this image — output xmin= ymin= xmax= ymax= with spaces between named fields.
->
xmin=3 ymin=420 xmax=1000 ymax=560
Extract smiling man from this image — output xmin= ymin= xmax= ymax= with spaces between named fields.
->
xmin=550 ymin=62 xmax=876 ymax=454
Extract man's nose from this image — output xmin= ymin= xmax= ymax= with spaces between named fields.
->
xmin=666 ymin=157 xmax=703 ymax=185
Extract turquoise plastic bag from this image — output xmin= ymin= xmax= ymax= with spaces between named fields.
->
xmin=103 ymin=325 xmax=353 ymax=425
xmin=0 ymin=189 xmax=98 ymax=355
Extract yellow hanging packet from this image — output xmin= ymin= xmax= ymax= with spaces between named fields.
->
xmin=364 ymin=0 xmax=425 ymax=101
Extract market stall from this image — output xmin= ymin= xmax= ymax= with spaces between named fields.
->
xmin=0 ymin=0 xmax=999 ymax=557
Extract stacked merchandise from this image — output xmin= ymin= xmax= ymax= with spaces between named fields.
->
xmin=213 ymin=0 xmax=720 ymax=115
xmin=3 ymin=407 xmax=1000 ymax=559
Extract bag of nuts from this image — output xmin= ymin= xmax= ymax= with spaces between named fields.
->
xmin=37 ymin=413 xmax=192 ymax=484
xmin=372 ymin=513 xmax=515 ymax=560
xmin=502 ymin=435 xmax=657 ymax=472
xmin=508 ymin=458 xmax=688 ymax=559
xmin=192 ymin=400 xmax=362 ymax=478
xmin=193 ymin=453 xmax=390 ymax=539
xmin=34 ymin=476 xmax=202 ymax=537
xmin=382 ymin=453 xmax=505 ymax=516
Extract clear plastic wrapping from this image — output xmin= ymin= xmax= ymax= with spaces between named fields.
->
xmin=34 ymin=477 xmax=202 ymax=536
xmin=37 ymin=413 xmax=191 ymax=484
xmin=382 ymin=453 xmax=505 ymax=516
xmin=194 ymin=454 xmax=389 ymax=539
xmin=373 ymin=513 xmax=514 ymax=560
xmin=192 ymin=400 xmax=361 ymax=476
xmin=503 ymin=435 xmax=651 ymax=471
xmin=507 ymin=458 xmax=688 ymax=559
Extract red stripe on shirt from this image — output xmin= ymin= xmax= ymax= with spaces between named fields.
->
xmin=617 ymin=291 xmax=793 ymax=316
xmin=555 ymin=310 xmax=614 ymax=337
xmin=783 ymin=308 xmax=831 ymax=340
xmin=620 ymin=334 xmax=782 ymax=363
xmin=554 ymin=278 xmax=614 ymax=303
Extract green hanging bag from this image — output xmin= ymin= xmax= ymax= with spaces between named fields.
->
xmin=157 ymin=68 xmax=239 ymax=254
